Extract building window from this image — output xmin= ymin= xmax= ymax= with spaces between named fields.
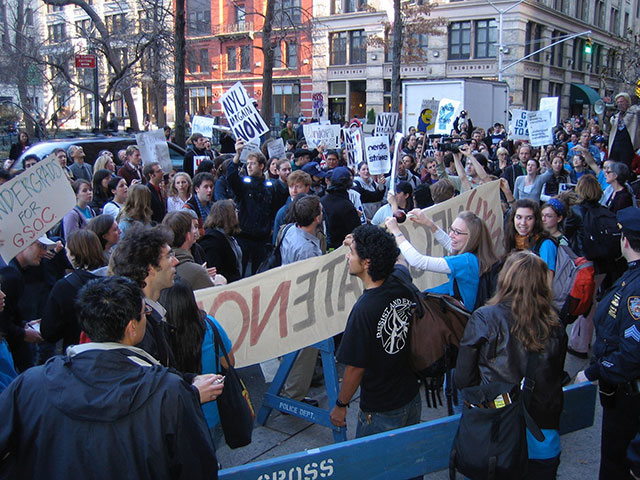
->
xmin=187 ymin=0 xmax=211 ymax=36
xmin=349 ymin=30 xmax=366 ymax=64
xmin=286 ymin=42 xmax=297 ymax=68
xmin=105 ymin=14 xmax=127 ymax=34
xmin=331 ymin=0 xmax=364 ymax=14
xmin=47 ymin=4 xmax=64 ymax=13
xmin=330 ymin=32 xmax=347 ymax=65
xmin=575 ymin=0 xmax=587 ymax=21
xmin=273 ymin=83 xmax=300 ymax=118
xmin=273 ymin=43 xmax=282 ymax=67
xmin=240 ymin=45 xmax=251 ymax=70
xmin=189 ymin=86 xmax=211 ymax=116
xmin=594 ymin=0 xmax=605 ymax=28
xmin=47 ymin=23 xmax=66 ymax=43
xmin=522 ymin=78 xmax=540 ymax=111
xmin=328 ymin=81 xmax=346 ymax=124
xmin=200 ymin=49 xmax=209 ymax=72
xmin=448 ymin=21 xmax=470 ymax=60
xmin=274 ymin=0 xmax=301 ymax=26
xmin=235 ymin=5 xmax=246 ymax=24
xmin=474 ymin=19 xmax=496 ymax=58
xmin=524 ymin=22 xmax=542 ymax=62
xmin=609 ymin=8 xmax=619 ymax=35
xmin=227 ymin=47 xmax=237 ymax=70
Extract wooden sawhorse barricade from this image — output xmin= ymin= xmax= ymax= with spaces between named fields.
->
xmin=221 ymin=382 xmax=598 ymax=480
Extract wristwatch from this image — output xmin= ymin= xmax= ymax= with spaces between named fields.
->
xmin=335 ymin=398 xmax=349 ymax=408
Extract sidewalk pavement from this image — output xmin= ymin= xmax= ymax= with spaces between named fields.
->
xmin=217 ymin=351 xmax=600 ymax=479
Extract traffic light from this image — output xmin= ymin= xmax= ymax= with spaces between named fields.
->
xmin=584 ymin=38 xmax=593 ymax=54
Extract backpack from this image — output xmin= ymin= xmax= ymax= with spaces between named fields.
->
xmin=455 ymin=261 xmax=503 ymax=312
xmin=580 ymin=204 xmax=621 ymax=261
xmin=534 ymin=238 xmax=596 ymax=324
xmin=394 ymin=270 xmax=471 ymax=415
xmin=256 ymin=223 xmax=294 ymax=274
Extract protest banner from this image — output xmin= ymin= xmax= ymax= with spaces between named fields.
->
xmin=0 ymin=155 xmax=76 ymax=261
xmin=539 ymin=97 xmax=559 ymax=128
xmin=434 ymin=98 xmax=461 ymax=135
xmin=388 ymin=132 xmax=404 ymax=194
xmin=418 ymin=99 xmax=439 ymax=133
xmin=527 ymin=110 xmax=554 ymax=147
xmin=239 ymin=138 xmax=262 ymax=163
xmin=191 ymin=115 xmax=215 ymax=137
xmin=303 ymin=123 xmax=341 ymax=150
xmin=509 ymin=109 xmax=529 ymax=140
xmin=195 ymin=181 xmax=503 ymax=367
xmin=135 ymin=130 xmax=172 ymax=173
xmin=221 ymin=82 xmax=269 ymax=143
xmin=374 ymin=113 xmax=399 ymax=138
xmin=364 ymin=135 xmax=390 ymax=175
xmin=267 ymin=138 xmax=287 ymax=160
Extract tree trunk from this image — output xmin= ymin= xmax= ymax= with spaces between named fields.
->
xmin=174 ymin=0 xmax=186 ymax=146
xmin=391 ymin=0 xmax=402 ymax=117
xmin=123 ymin=88 xmax=139 ymax=131
xmin=260 ymin=0 xmax=276 ymax=139
xmin=13 ymin=0 xmax=34 ymax=137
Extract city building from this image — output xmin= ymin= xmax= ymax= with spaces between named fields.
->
xmin=312 ymin=0 xmax=640 ymax=128
xmin=185 ymin=0 xmax=314 ymax=127
xmin=38 ymin=0 xmax=174 ymax=130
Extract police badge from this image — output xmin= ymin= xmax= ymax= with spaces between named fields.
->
xmin=629 ymin=297 xmax=640 ymax=321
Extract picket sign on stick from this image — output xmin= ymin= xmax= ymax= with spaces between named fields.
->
xmin=221 ymin=82 xmax=269 ymax=143
xmin=374 ymin=112 xmax=399 ymax=139
xmin=388 ymin=132 xmax=404 ymax=194
xmin=136 ymin=130 xmax=172 ymax=173
xmin=364 ymin=135 xmax=391 ymax=175
xmin=195 ymin=181 xmax=504 ymax=367
xmin=0 ymin=154 xmax=76 ymax=261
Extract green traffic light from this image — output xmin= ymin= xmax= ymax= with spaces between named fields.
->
xmin=584 ymin=38 xmax=592 ymax=54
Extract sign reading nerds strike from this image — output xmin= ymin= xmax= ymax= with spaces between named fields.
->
xmin=0 ymin=155 xmax=76 ymax=261
xmin=221 ymin=82 xmax=269 ymax=143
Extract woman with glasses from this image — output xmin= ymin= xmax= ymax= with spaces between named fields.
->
xmin=385 ymin=209 xmax=498 ymax=311
xmin=603 ymin=162 xmax=634 ymax=213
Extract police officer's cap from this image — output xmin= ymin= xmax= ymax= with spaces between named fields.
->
xmin=617 ymin=207 xmax=640 ymax=235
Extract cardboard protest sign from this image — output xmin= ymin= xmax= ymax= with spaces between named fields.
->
xmin=195 ymin=181 xmax=503 ymax=367
xmin=0 ymin=155 xmax=76 ymax=261
xmin=374 ymin=113 xmax=399 ymax=138
xmin=539 ymin=97 xmax=559 ymax=128
xmin=239 ymin=138 xmax=262 ymax=163
xmin=418 ymin=99 xmax=439 ymax=133
xmin=434 ymin=98 xmax=461 ymax=135
xmin=343 ymin=127 xmax=364 ymax=168
xmin=509 ymin=109 xmax=529 ymax=141
xmin=267 ymin=138 xmax=287 ymax=160
xmin=527 ymin=110 xmax=554 ymax=147
xmin=303 ymin=124 xmax=341 ymax=150
xmin=191 ymin=115 xmax=215 ymax=137
xmin=312 ymin=93 xmax=326 ymax=122
xmin=388 ymin=132 xmax=404 ymax=194
xmin=135 ymin=130 xmax=172 ymax=173
xmin=364 ymin=135 xmax=390 ymax=175
xmin=221 ymin=82 xmax=269 ymax=143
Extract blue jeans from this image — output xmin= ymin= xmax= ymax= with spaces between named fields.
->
xmin=356 ymin=393 xmax=421 ymax=438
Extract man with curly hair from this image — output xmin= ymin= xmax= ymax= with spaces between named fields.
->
xmin=329 ymin=224 xmax=420 ymax=439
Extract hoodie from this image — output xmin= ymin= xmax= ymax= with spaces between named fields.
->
xmin=0 ymin=343 xmax=217 ymax=479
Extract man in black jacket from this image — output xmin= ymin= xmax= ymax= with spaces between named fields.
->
xmin=228 ymin=138 xmax=277 ymax=276
xmin=320 ymin=167 xmax=361 ymax=250
xmin=143 ymin=162 xmax=166 ymax=223
xmin=0 ymin=276 xmax=221 ymax=479
xmin=182 ymin=133 xmax=210 ymax=178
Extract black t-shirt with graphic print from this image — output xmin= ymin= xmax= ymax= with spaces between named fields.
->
xmin=337 ymin=267 xmax=419 ymax=412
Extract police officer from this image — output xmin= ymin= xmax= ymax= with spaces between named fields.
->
xmin=576 ymin=207 xmax=640 ymax=480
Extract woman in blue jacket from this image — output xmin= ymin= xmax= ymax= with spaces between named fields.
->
xmin=385 ymin=209 xmax=498 ymax=311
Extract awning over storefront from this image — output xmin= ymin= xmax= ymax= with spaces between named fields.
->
xmin=570 ymin=83 xmax=602 ymax=105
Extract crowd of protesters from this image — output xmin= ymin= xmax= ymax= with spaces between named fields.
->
xmin=0 ymin=91 xmax=639 ymax=479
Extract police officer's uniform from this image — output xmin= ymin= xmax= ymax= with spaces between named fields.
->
xmin=582 ymin=207 xmax=640 ymax=480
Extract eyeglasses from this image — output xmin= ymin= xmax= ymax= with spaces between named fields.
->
xmin=449 ymin=227 xmax=469 ymax=236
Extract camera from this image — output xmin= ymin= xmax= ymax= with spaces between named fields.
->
xmin=437 ymin=136 xmax=468 ymax=154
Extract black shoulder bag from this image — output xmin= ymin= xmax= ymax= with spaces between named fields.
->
xmin=449 ymin=352 xmax=544 ymax=480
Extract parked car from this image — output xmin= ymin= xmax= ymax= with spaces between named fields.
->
xmin=14 ymin=136 xmax=186 ymax=171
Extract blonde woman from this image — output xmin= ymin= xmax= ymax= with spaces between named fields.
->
xmin=116 ymin=184 xmax=153 ymax=234
xmin=167 ymin=172 xmax=193 ymax=212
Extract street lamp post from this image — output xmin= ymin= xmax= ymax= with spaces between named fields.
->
xmin=487 ymin=0 xmax=526 ymax=82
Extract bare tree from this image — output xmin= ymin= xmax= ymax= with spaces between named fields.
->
xmin=41 ymin=0 xmax=173 ymax=131
xmin=174 ymin=0 xmax=186 ymax=145
xmin=368 ymin=0 xmax=445 ymax=112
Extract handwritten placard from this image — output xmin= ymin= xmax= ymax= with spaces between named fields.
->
xmin=434 ymin=98 xmax=461 ymax=135
xmin=527 ymin=110 xmax=554 ymax=147
xmin=374 ymin=113 xmax=399 ymax=138
xmin=303 ymin=124 xmax=341 ymax=150
xmin=364 ymin=135 xmax=391 ymax=175
xmin=135 ymin=129 xmax=172 ymax=173
xmin=221 ymin=82 xmax=269 ymax=143
xmin=0 ymin=155 xmax=76 ymax=261
xmin=191 ymin=115 xmax=215 ymax=137
xmin=267 ymin=138 xmax=287 ymax=160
